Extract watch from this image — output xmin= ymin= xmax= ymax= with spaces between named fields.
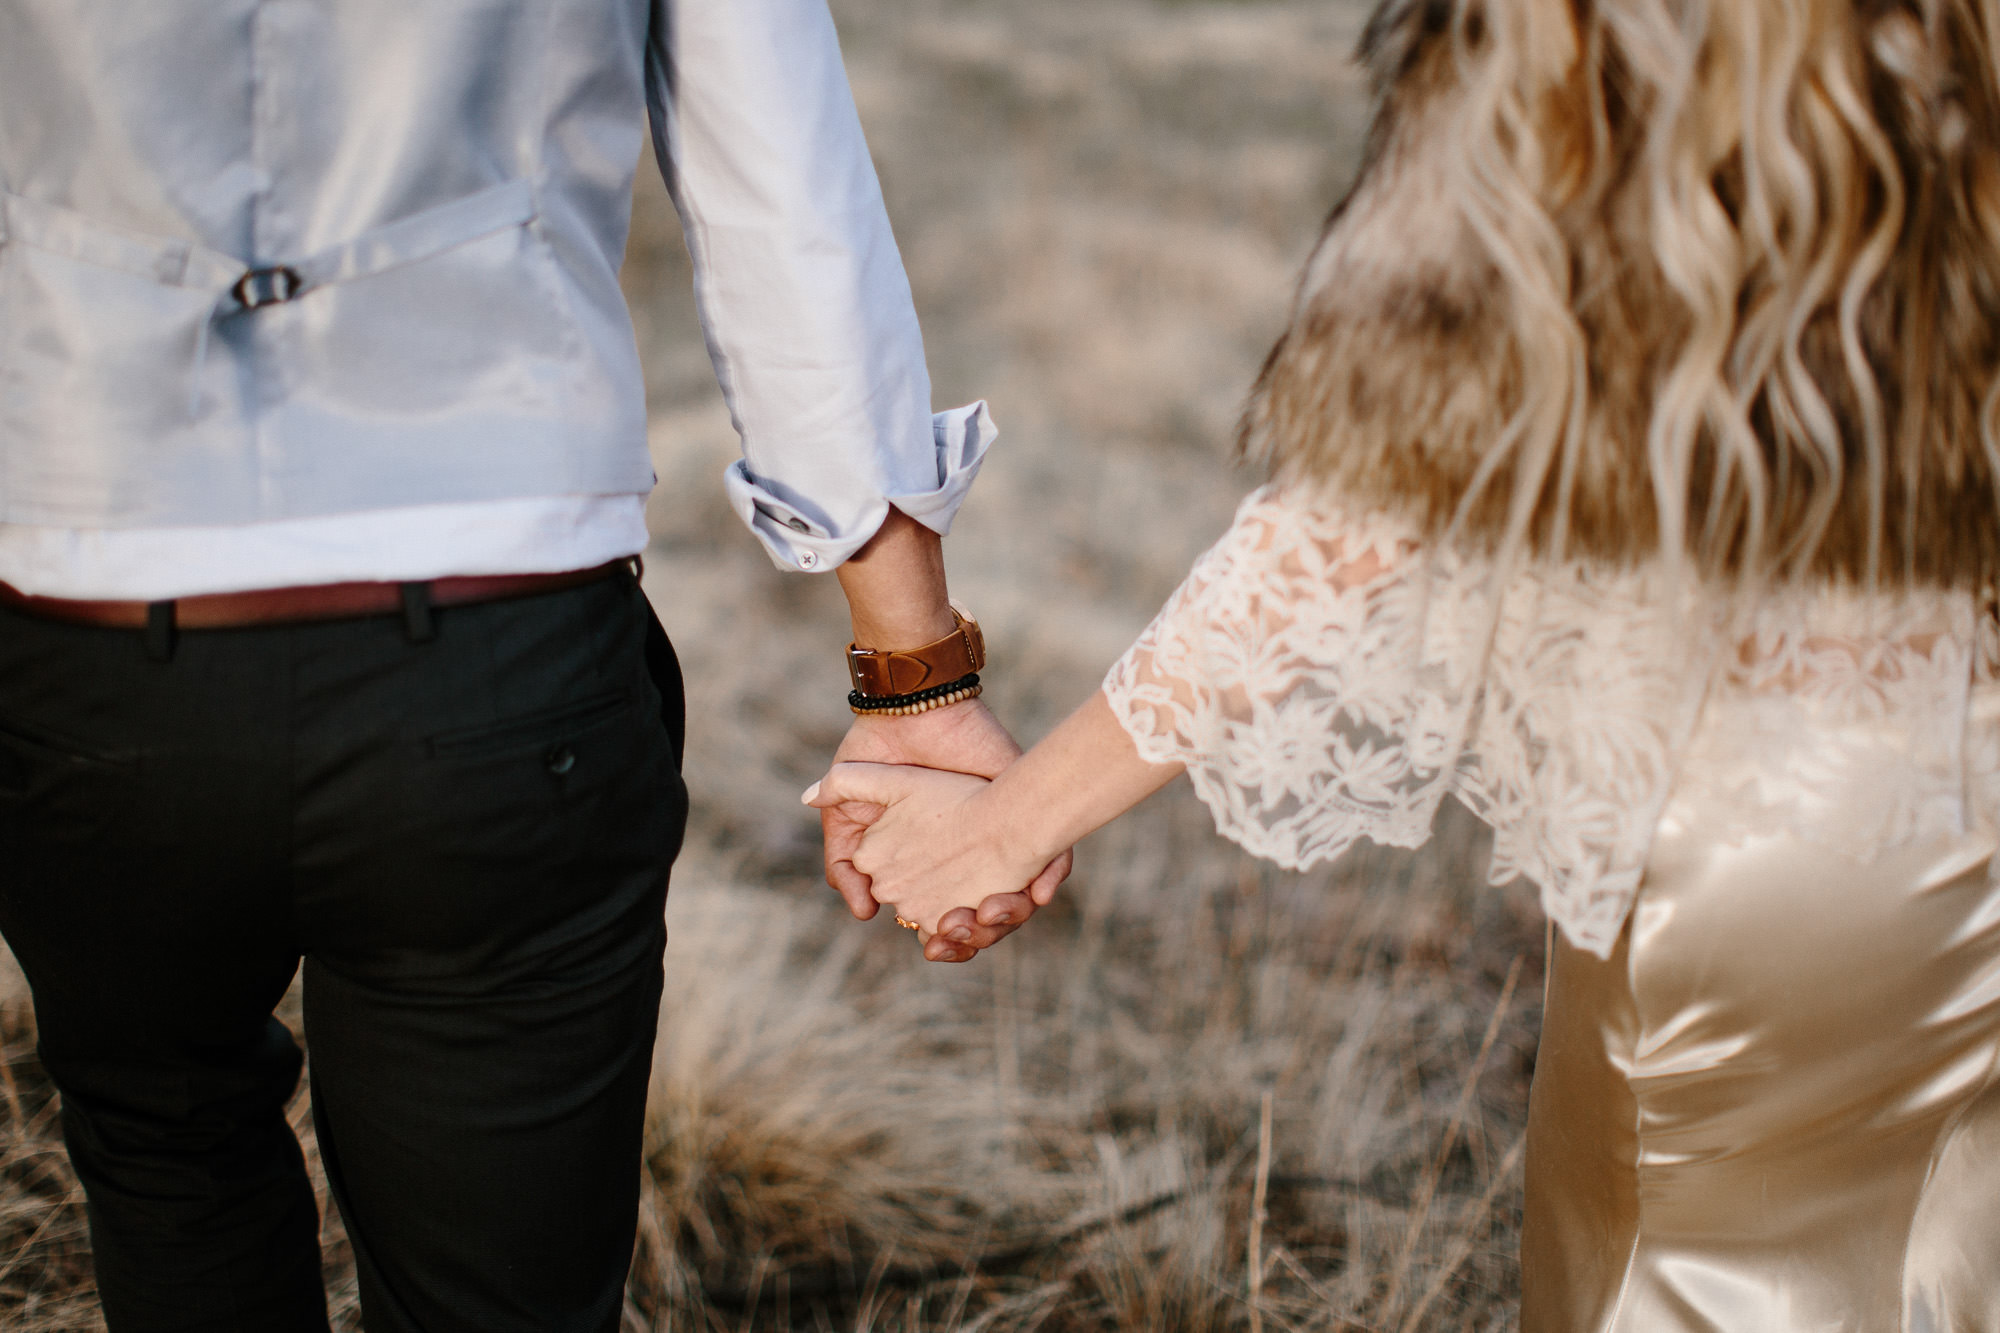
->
xmin=846 ymin=601 xmax=986 ymax=699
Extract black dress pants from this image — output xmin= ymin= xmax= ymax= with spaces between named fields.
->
xmin=0 ymin=575 xmax=688 ymax=1333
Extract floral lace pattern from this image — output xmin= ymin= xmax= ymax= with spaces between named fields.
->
xmin=1104 ymin=485 xmax=1998 ymax=958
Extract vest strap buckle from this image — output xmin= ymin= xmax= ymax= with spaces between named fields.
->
xmin=231 ymin=265 xmax=305 ymax=310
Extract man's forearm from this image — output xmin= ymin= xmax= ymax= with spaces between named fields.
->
xmin=834 ymin=508 xmax=958 ymax=649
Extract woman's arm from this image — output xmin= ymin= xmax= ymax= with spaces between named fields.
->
xmin=804 ymin=690 xmax=1182 ymax=938
xmin=808 ymin=482 xmax=1416 ymax=949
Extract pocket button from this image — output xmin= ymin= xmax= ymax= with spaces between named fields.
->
xmin=545 ymin=745 xmax=578 ymax=776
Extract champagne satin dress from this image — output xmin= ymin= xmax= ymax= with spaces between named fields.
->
xmin=1523 ymin=719 xmax=2000 ymax=1331
xmin=1104 ymin=484 xmax=2000 ymax=1332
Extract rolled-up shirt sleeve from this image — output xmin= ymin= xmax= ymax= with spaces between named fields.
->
xmin=645 ymin=0 xmax=989 ymax=572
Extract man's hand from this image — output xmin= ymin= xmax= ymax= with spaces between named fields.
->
xmin=824 ymin=698 xmax=1071 ymax=962
xmin=826 ymin=507 xmax=1069 ymax=961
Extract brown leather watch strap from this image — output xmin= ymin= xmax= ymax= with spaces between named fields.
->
xmin=847 ymin=602 xmax=986 ymax=698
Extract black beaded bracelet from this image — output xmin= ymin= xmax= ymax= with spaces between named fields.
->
xmin=848 ymin=672 xmax=982 ymax=716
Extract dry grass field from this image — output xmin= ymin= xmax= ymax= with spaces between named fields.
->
xmin=0 ymin=0 xmax=1545 ymax=1327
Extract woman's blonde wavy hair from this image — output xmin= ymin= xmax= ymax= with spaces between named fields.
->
xmin=1242 ymin=0 xmax=2000 ymax=585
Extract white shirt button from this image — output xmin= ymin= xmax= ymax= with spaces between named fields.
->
xmin=785 ymin=517 xmax=812 ymax=533
xmin=797 ymin=550 xmax=820 ymax=570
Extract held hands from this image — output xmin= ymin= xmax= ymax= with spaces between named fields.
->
xmin=814 ymin=692 xmax=1181 ymax=963
xmin=825 ymin=511 xmax=1068 ymax=960
xmin=818 ymin=699 xmax=1069 ymax=962
xmin=805 ymin=753 xmax=1059 ymax=952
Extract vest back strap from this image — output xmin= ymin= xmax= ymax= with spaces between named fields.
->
xmin=0 ymin=178 xmax=538 ymax=310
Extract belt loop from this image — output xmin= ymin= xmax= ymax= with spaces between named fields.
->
xmin=400 ymin=582 xmax=436 ymax=644
xmin=144 ymin=601 xmax=177 ymax=663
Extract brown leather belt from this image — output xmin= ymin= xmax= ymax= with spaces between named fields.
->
xmin=0 ymin=560 xmax=631 ymax=631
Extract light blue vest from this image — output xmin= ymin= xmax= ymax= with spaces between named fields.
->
xmin=0 ymin=0 xmax=661 ymax=526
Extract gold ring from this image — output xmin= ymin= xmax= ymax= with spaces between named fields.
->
xmin=894 ymin=916 xmax=920 ymax=931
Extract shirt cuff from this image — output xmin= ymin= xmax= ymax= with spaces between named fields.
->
xmin=723 ymin=401 xmax=997 ymax=572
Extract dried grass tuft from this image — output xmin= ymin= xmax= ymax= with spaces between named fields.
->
xmin=0 ymin=978 xmax=98 ymax=1333
xmin=626 ymin=882 xmax=1043 ymax=1322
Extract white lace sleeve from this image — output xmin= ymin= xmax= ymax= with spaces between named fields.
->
xmin=1103 ymin=485 xmax=1994 ymax=958
xmin=1102 ymin=486 xmax=1475 ymax=862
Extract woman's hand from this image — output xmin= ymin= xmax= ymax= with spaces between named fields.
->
xmin=804 ymin=762 xmax=1049 ymax=939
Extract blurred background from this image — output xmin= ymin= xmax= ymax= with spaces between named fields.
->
xmin=0 ymin=0 xmax=1543 ymax=1328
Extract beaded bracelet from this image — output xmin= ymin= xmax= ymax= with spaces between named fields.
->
xmin=848 ymin=672 xmax=982 ymax=716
